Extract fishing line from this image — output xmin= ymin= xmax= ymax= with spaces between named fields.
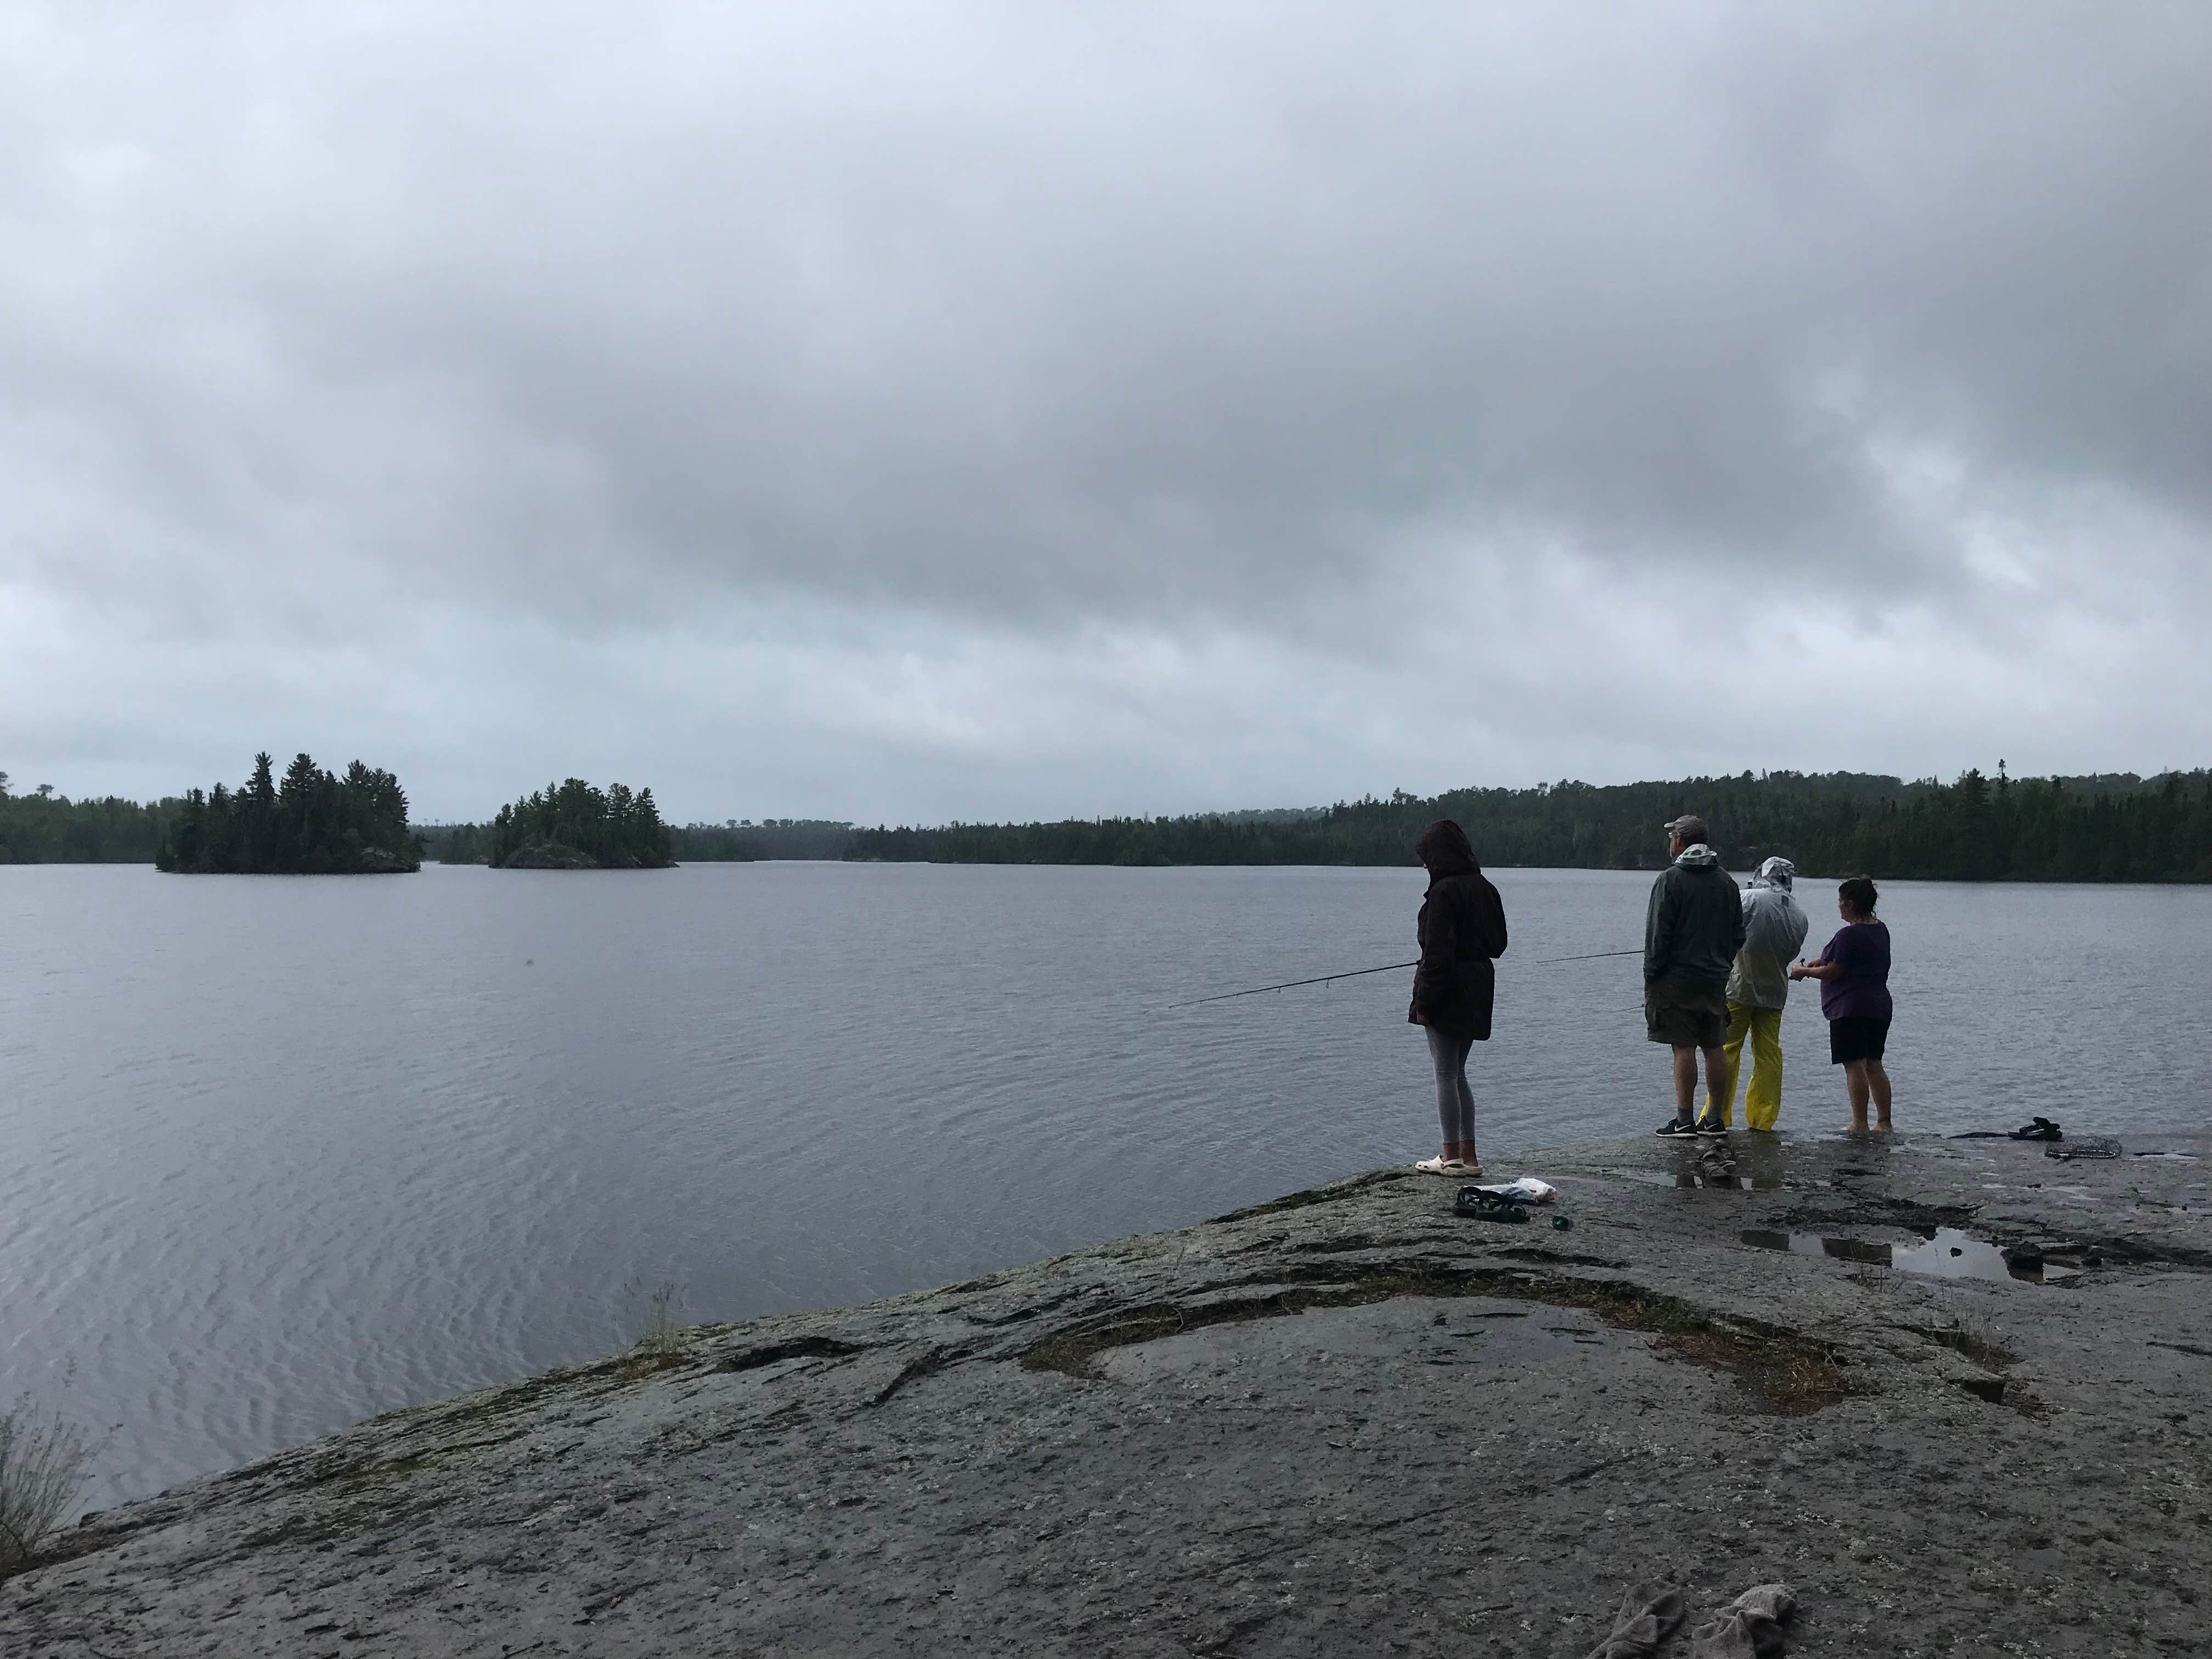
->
xmin=1164 ymin=960 xmax=1418 ymax=1008
xmin=1163 ymin=947 xmax=1643 ymax=1009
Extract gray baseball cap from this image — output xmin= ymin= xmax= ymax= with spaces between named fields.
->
xmin=1662 ymin=814 xmax=1709 ymax=843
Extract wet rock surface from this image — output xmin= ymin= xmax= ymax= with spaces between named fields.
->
xmin=7 ymin=1131 xmax=2209 ymax=1656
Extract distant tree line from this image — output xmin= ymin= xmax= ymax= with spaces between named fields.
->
xmin=845 ymin=767 xmax=2212 ymax=882
xmin=676 ymin=818 xmax=853 ymax=861
xmin=156 ymin=752 xmax=419 ymax=874
xmin=418 ymin=822 xmax=486 ymax=864
xmin=0 ymin=772 xmax=173 ymax=864
xmin=666 ymin=823 xmax=761 ymax=861
xmin=14 ymin=763 xmax=2212 ymax=881
xmin=445 ymin=778 xmax=676 ymax=869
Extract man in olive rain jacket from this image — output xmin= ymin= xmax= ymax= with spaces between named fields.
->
xmin=1645 ymin=815 xmax=1747 ymax=1137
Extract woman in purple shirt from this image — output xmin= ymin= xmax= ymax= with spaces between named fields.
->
xmin=1789 ymin=876 xmax=1893 ymax=1131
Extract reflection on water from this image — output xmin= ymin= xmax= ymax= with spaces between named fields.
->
xmin=1893 ymin=1230 xmax=2018 ymax=1280
xmin=1742 ymin=1228 xmax=1892 ymax=1267
xmin=1585 ymin=1164 xmax=1828 ymax=1193
xmin=1739 ymin=1226 xmax=2079 ymax=1283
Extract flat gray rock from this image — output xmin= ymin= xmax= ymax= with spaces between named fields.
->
xmin=7 ymin=1131 xmax=2209 ymax=1655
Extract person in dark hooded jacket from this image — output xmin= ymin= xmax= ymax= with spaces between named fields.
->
xmin=1407 ymin=819 xmax=1509 ymax=1175
xmin=1645 ymin=813 xmax=1748 ymax=1137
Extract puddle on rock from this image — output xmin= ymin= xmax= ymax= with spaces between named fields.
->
xmin=1740 ymin=1226 xmax=2080 ymax=1284
xmin=1587 ymin=1167 xmax=1829 ymax=1194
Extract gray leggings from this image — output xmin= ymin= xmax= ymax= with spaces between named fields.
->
xmin=1426 ymin=1026 xmax=1477 ymax=1146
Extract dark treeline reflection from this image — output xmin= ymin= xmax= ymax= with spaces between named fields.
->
xmin=419 ymin=817 xmax=853 ymax=865
xmin=155 ymin=753 xmax=419 ymax=874
xmin=849 ymin=768 xmax=2212 ymax=882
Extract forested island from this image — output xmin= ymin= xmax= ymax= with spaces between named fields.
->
xmin=420 ymin=815 xmax=850 ymax=865
xmin=155 ymin=753 xmax=419 ymax=874
xmin=433 ymin=778 xmax=674 ymax=869
xmin=848 ymin=766 xmax=2212 ymax=882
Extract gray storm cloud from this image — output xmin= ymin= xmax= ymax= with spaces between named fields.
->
xmin=2 ymin=3 xmax=2208 ymax=820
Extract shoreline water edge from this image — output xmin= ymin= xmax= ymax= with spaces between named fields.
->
xmin=4 ymin=1129 xmax=2207 ymax=1656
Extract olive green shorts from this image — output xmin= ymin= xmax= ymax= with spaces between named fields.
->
xmin=1645 ymin=984 xmax=1729 ymax=1049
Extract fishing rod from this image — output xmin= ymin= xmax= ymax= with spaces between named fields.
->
xmin=1167 ymin=960 xmax=1417 ymax=1008
xmin=1165 ymin=948 xmax=1642 ymax=1009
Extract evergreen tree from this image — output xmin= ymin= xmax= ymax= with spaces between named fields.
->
xmin=482 ymin=778 xmax=674 ymax=869
xmin=154 ymin=752 xmax=420 ymax=874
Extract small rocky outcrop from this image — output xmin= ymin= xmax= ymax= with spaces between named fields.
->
xmin=497 ymin=840 xmax=600 ymax=870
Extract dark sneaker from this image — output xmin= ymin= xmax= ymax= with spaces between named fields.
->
xmin=1655 ymin=1117 xmax=1701 ymax=1137
xmin=1696 ymin=1113 xmax=1729 ymax=1137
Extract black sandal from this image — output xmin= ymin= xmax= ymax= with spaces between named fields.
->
xmin=1455 ymin=1186 xmax=1530 ymax=1223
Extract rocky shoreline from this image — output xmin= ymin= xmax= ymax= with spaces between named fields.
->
xmin=5 ymin=1130 xmax=2208 ymax=1656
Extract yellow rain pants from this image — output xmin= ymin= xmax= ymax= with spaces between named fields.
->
xmin=1717 ymin=1002 xmax=1785 ymax=1130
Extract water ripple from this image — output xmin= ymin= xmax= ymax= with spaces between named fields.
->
xmin=2 ymin=861 xmax=2205 ymax=1504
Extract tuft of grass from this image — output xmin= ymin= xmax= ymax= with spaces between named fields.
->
xmin=0 ymin=1397 xmax=97 ymax=1578
xmin=1920 ymin=1312 xmax=2015 ymax=1370
xmin=616 ymin=1276 xmax=690 ymax=1361
xmin=639 ymin=1280 xmax=686 ymax=1357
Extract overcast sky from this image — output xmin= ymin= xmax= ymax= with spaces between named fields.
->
xmin=4 ymin=4 xmax=2208 ymax=824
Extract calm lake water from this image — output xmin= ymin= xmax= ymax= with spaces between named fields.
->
xmin=3 ymin=862 xmax=2207 ymax=1505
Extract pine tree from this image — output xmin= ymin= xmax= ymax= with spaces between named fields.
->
xmin=156 ymin=752 xmax=419 ymax=874
xmin=482 ymin=778 xmax=675 ymax=868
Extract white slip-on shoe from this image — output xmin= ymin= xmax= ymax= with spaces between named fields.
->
xmin=1414 ymin=1156 xmax=1465 ymax=1175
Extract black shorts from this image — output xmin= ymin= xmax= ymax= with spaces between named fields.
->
xmin=1646 ymin=984 xmax=1729 ymax=1049
xmin=1829 ymin=1015 xmax=1891 ymax=1065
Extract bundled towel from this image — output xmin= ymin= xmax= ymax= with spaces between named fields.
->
xmin=1474 ymin=1177 xmax=1557 ymax=1205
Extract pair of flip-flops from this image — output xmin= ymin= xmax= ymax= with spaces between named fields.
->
xmin=1954 ymin=1116 xmax=2067 ymax=1142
